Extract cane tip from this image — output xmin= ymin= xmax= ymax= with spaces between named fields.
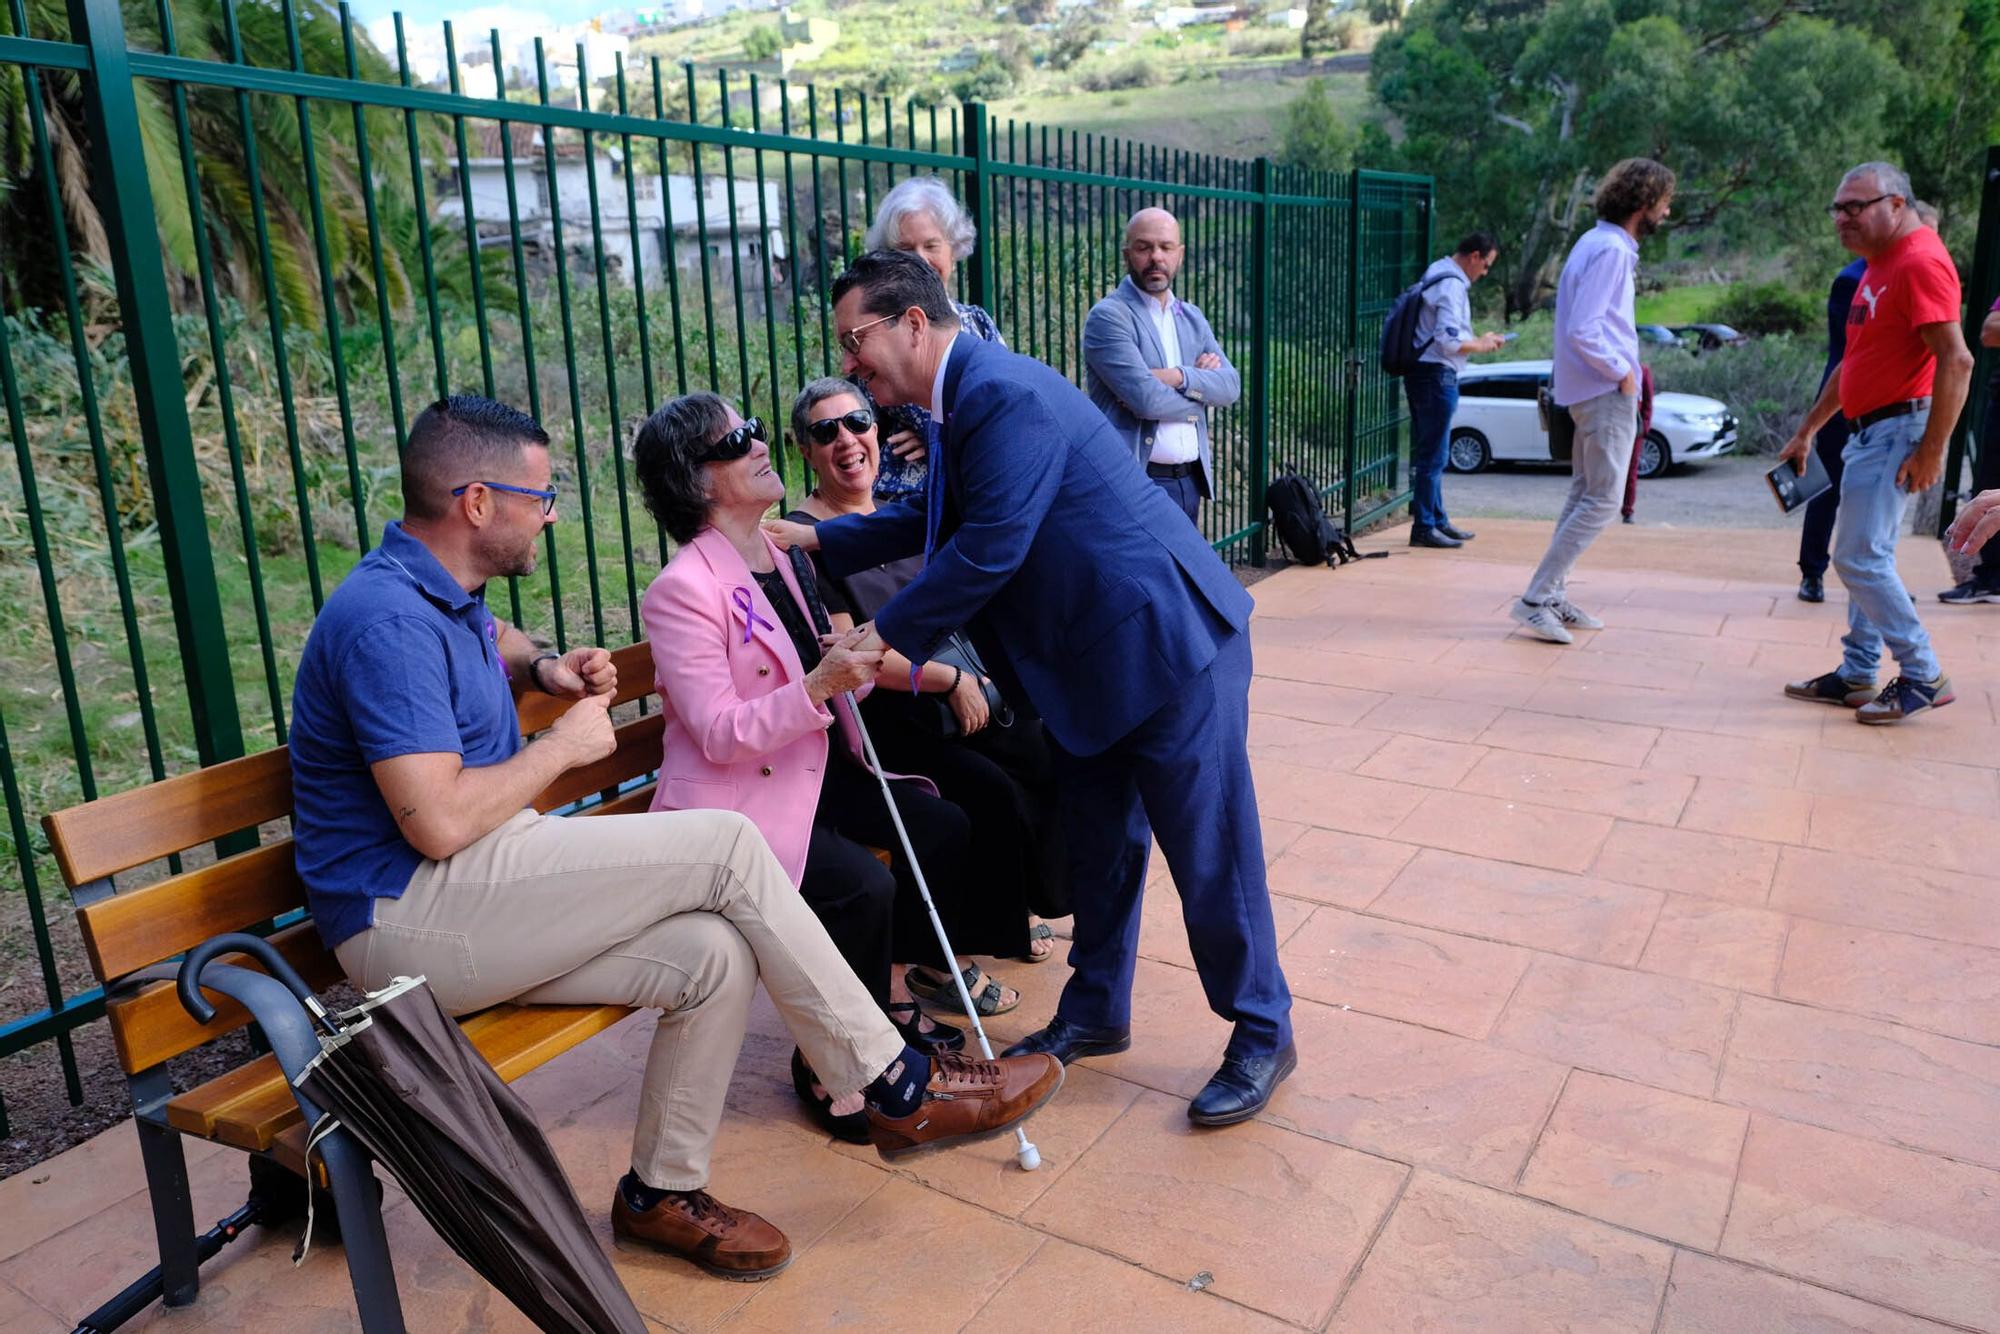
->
xmin=1016 ymin=1141 xmax=1041 ymax=1171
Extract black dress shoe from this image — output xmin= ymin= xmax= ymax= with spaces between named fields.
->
xmin=1438 ymin=522 xmax=1477 ymax=541
xmin=1799 ymin=575 xmax=1825 ymax=604
xmin=1000 ymin=1015 xmax=1131 ymax=1064
xmin=1187 ymin=1042 xmax=1297 ymax=1127
xmin=1409 ymin=527 xmax=1463 ymax=549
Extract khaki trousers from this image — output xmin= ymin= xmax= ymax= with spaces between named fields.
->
xmin=334 ymin=807 xmax=904 ymax=1191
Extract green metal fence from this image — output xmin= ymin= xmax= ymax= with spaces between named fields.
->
xmin=0 ymin=0 xmax=1430 ymax=1135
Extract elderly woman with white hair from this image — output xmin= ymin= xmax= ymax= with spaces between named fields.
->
xmin=860 ymin=176 xmax=1005 ymax=504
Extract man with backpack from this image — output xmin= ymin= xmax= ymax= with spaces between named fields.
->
xmin=1401 ymin=232 xmax=1510 ymax=548
xmin=1511 ymin=158 xmax=1675 ymax=644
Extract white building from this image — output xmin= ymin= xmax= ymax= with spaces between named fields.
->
xmin=436 ymin=125 xmax=789 ymax=308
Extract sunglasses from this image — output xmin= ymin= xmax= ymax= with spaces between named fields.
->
xmin=805 ymin=408 xmax=875 ymax=446
xmin=450 ymin=479 xmax=559 ymax=516
xmin=697 ymin=417 xmax=767 ymax=462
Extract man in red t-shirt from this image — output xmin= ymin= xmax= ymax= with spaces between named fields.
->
xmin=1777 ymin=161 xmax=1973 ymax=724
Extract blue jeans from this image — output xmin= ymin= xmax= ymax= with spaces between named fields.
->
xmin=1833 ymin=413 xmax=1940 ymax=683
xmin=1403 ymin=364 xmax=1457 ymax=531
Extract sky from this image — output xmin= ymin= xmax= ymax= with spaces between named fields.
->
xmin=351 ymin=0 xmax=609 ymax=39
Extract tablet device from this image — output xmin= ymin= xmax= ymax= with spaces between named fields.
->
xmin=1767 ymin=448 xmax=1832 ymax=514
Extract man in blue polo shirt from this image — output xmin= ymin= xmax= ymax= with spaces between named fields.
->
xmin=290 ymin=395 xmax=1060 ymax=1280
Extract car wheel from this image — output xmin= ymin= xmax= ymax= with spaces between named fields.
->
xmin=1446 ymin=428 xmax=1490 ymax=473
xmin=1638 ymin=432 xmax=1671 ymax=479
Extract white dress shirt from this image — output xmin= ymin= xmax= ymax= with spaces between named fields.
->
xmin=1146 ymin=295 xmax=1201 ymax=465
xmin=1551 ymin=221 xmax=1639 ymax=407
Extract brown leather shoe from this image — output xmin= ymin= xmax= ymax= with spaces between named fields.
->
xmin=865 ymin=1050 xmax=1063 ymax=1160
xmin=612 ymin=1187 xmax=792 ymax=1281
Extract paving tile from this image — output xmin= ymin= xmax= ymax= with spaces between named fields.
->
xmin=1778 ymin=917 xmax=2000 ymax=1046
xmin=1658 ymin=1251 xmax=1958 ymax=1334
xmin=1770 ymin=845 xmax=2000 ymax=950
xmin=964 ymin=1238 xmax=1294 ymax=1334
xmin=1525 ymin=678 xmax=1723 ymax=732
xmin=1246 ymin=713 xmax=1390 ymax=773
xmin=1371 ymin=849 xmax=1661 ymax=964
xmin=1248 ymin=672 xmax=1388 ymax=726
xmin=1458 ymin=749 xmax=1695 ymax=824
xmin=1518 ymin=1072 xmax=1748 ymax=1249
xmin=0 ymin=1280 xmax=59 ymax=1334
xmin=1279 ymin=906 xmax=1532 ymax=1039
xmin=1138 ymin=881 xmax=1316 ymax=973
xmin=1248 ymin=613 xmax=1336 ymax=650
xmin=1389 ymin=790 xmax=1615 ymax=875
xmin=1623 ymin=584 xmax=1775 ymax=617
xmin=1548 ymin=646 xmax=1692 ymax=689
xmin=1794 ymin=746 xmax=2000 ymax=818
xmin=1642 ymin=729 xmax=1802 ymax=787
xmin=1492 ymin=955 xmax=1736 ymax=1096
xmin=1354 ymin=692 xmax=1505 ymax=743
xmin=1436 ymin=637 xmax=1562 ymax=677
xmin=726 ymin=1179 xmax=1038 ymax=1332
xmin=1602 ymin=603 xmax=1728 ymax=637
xmin=1678 ymin=777 xmax=1814 ymax=844
xmin=1328 ymin=1172 xmax=1673 ymax=1333
xmin=1586 ymin=626 xmax=1759 ymax=668
xmin=1719 ymin=996 xmax=2000 ymax=1170
xmin=1639 ymin=895 xmax=1789 ymax=993
xmin=1588 ymin=821 xmax=1780 ymax=907
xmin=1250 ymin=759 xmax=1429 ymax=836
xmin=1268 ymin=1001 xmax=1567 ymax=1188
xmin=1720 ymin=1116 xmax=2000 ymax=1330
xmin=1718 ymin=612 xmax=1835 ymax=646
xmin=1354 ymin=733 xmax=1489 ymax=788
xmin=1079 ymin=958 xmax=1234 ymax=1100
xmin=0 ymin=1123 xmax=225 ymax=1265
xmin=1806 ymin=792 xmax=2000 ymax=877
xmin=1025 ymin=1090 xmax=1405 ymax=1327
xmin=1264 ymin=827 xmax=1419 ymax=909
xmin=1814 ymin=713 xmax=2000 ymax=769
xmin=1475 ymin=708 xmax=1660 ymax=767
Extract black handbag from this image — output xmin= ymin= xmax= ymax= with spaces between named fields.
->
xmin=1538 ymin=386 xmax=1576 ymax=462
xmin=919 ymin=634 xmax=1012 ymax=738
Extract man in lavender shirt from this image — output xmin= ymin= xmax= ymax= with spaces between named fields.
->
xmin=1512 ymin=158 xmax=1676 ymax=645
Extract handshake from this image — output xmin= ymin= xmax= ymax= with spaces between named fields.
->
xmin=805 ymin=622 xmax=888 ymax=704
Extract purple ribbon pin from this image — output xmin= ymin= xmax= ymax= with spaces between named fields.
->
xmin=731 ymin=586 xmax=777 ymax=644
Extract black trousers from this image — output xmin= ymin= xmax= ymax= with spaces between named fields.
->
xmin=797 ymin=759 xmax=976 ymax=1006
xmin=1799 ymin=417 xmax=1851 ymax=579
xmin=1972 ymin=393 xmax=2000 ymax=585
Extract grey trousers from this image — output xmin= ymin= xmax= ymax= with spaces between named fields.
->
xmin=1524 ymin=388 xmax=1638 ymax=605
xmin=335 ymin=807 xmax=905 ymax=1191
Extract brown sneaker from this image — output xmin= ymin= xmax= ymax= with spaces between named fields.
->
xmin=865 ymin=1050 xmax=1063 ymax=1161
xmin=612 ymin=1186 xmax=792 ymax=1281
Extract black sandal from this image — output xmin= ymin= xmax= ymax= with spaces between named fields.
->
xmin=885 ymin=1000 xmax=965 ymax=1054
xmin=791 ymin=1048 xmax=869 ymax=1144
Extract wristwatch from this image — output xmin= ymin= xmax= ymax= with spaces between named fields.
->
xmin=529 ymin=651 xmax=562 ymax=693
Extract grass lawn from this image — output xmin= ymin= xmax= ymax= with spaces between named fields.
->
xmin=1635 ymin=283 xmax=1728 ymax=326
xmin=992 ymin=68 xmax=1368 ymax=160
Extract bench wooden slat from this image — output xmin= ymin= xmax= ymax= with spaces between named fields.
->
xmin=513 ymin=642 xmax=658 ymax=735
xmin=77 ymin=841 xmax=304 ymax=983
xmin=108 ymin=922 xmax=343 ymax=1076
xmin=43 ymin=747 xmax=293 ymax=887
xmin=164 ymin=1003 xmax=633 ymax=1150
xmin=532 ymin=713 xmax=665 ymax=814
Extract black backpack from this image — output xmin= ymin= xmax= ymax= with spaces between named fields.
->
xmin=1377 ymin=270 xmax=1463 ymax=377
xmin=1266 ymin=473 xmax=1386 ymax=567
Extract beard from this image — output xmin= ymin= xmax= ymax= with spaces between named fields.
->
xmin=1635 ymin=210 xmax=1665 ymax=239
xmin=477 ymin=526 xmax=541 ymax=579
xmin=1134 ymin=266 xmax=1172 ymax=292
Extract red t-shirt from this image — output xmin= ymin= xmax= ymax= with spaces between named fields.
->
xmin=1840 ymin=227 xmax=1962 ymax=418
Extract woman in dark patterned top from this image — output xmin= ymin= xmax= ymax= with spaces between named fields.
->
xmin=861 ymin=176 xmax=1005 ymax=504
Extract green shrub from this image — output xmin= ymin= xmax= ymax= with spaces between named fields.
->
xmin=1704 ymin=281 xmax=1818 ymax=337
xmin=1076 ymin=55 xmax=1165 ymax=92
xmin=1642 ymin=334 xmax=1823 ymax=454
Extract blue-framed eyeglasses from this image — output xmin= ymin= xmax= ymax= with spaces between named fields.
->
xmin=451 ymin=480 xmax=559 ymax=515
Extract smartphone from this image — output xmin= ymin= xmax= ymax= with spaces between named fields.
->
xmin=1497 ymin=332 xmax=1520 ymax=344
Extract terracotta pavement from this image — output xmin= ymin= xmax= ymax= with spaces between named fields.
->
xmin=4 ymin=517 xmax=1999 ymax=1332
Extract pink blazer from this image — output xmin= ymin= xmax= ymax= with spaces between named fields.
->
xmin=641 ymin=526 xmax=929 ymax=884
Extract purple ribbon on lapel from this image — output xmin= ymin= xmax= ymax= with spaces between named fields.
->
xmin=731 ymin=586 xmax=778 ymax=644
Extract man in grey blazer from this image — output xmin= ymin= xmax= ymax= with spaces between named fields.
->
xmin=1083 ymin=208 xmax=1240 ymax=526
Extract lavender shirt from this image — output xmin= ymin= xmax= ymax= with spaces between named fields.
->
xmin=1551 ymin=221 xmax=1639 ymax=407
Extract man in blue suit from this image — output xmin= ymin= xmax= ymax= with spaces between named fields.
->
xmin=765 ymin=250 xmax=1295 ymax=1125
xmin=1083 ymin=207 xmax=1240 ymax=527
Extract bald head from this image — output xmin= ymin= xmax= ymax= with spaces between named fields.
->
xmin=1123 ymin=207 xmax=1185 ymax=298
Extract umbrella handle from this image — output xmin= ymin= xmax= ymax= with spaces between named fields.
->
xmin=179 ymin=931 xmax=330 ymax=1028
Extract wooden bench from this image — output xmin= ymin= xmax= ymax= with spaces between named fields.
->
xmin=43 ymin=641 xmax=665 ymax=1311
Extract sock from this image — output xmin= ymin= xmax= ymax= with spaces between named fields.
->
xmin=863 ymin=1045 xmax=930 ymax=1118
xmin=619 ymin=1170 xmax=674 ymax=1212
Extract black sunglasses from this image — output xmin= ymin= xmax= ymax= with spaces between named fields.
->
xmin=805 ymin=408 xmax=876 ymax=446
xmin=697 ymin=417 xmax=767 ymax=462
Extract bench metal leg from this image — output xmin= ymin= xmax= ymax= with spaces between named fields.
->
xmin=131 ymin=1113 xmax=200 ymax=1308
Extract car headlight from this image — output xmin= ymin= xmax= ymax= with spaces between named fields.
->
xmin=1667 ymin=410 xmax=1727 ymax=428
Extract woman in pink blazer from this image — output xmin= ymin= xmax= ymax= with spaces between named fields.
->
xmin=634 ymin=392 xmax=986 ymax=1141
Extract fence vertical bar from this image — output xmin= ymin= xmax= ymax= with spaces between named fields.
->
xmin=1343 ymin=167 xmax=1362 ymax=531
xmin=63 ymin=0 xmax=245 ymax=770
xmin=1945 ymin=143 xmax=2000 ymax=532
xmin=396 ymin=14 xmax=450 ymax=400
xmin=442 ymin=22 xmax=497 ymax=397
xmin=1249 ymin=156 xmax=1273 ymax=567
xmin=962 ymin=103 xmax=995 ymax=322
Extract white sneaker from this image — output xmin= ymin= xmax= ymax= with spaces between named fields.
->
xmin=1511 ymin=600 xmax=1574 ymax=644
xmin=1552 ymin=599 xmax=1603 ymax=630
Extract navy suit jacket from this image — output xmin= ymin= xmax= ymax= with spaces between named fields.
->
xmin=817 ymin=336 xmax=1253 ymax=758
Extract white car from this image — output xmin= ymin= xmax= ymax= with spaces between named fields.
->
xmin=1445 ymin=359 xmax=1737 ymax=479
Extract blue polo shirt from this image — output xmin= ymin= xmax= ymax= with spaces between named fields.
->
xmin=291 ymin=522 xmax=522 ymax=948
